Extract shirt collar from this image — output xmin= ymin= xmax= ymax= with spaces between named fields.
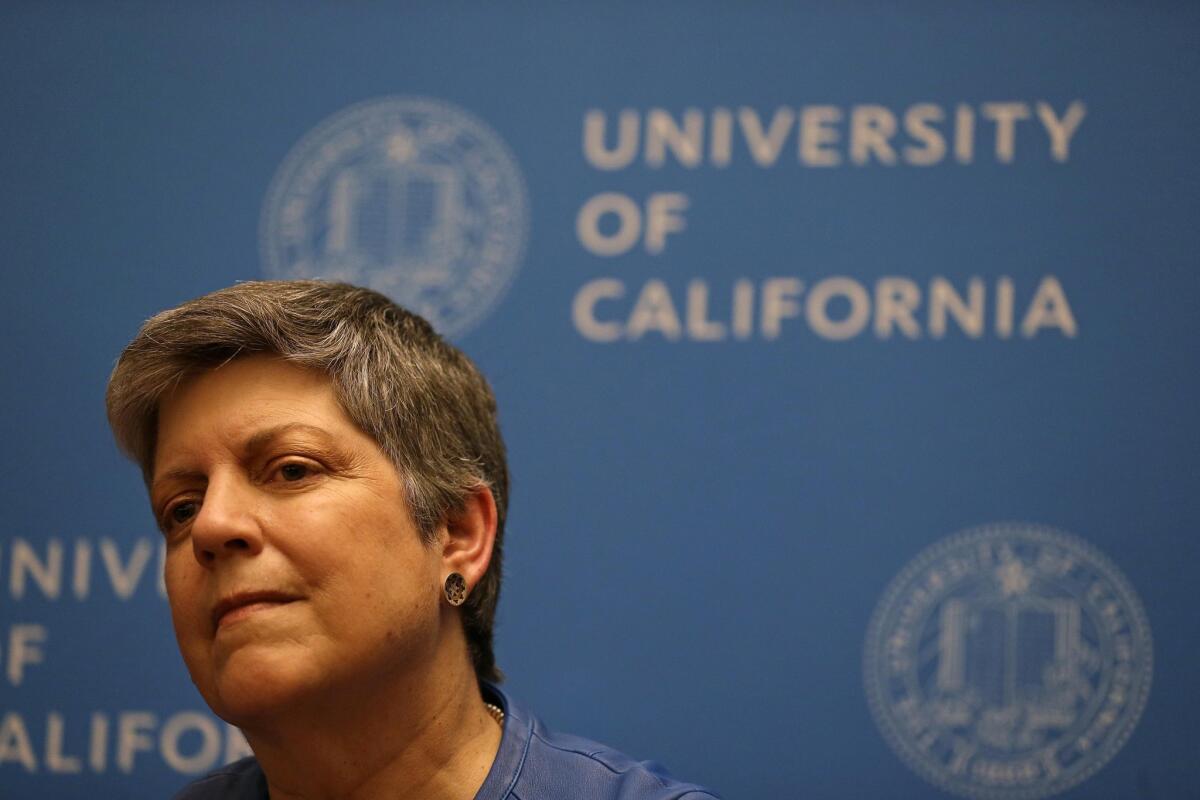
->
xmin=474 ymin=682 xmax=533 ymax=800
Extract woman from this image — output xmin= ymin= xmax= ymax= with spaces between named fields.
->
xmin=106 ymin=280 xmax=719 ymax=800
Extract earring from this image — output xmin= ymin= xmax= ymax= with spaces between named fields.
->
xmin=444 ymin=572 xmax=467 ymax=606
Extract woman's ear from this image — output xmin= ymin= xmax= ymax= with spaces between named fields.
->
xmin=441 ymin=485 xmax=498 ymax=594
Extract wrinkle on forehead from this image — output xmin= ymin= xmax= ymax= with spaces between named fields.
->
xmin=153 ymin=357 xmax=346 ymax=478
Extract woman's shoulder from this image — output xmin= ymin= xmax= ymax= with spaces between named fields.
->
xmin=490 ymin=685 xmax=721 ymax=800
xmin=522 ymin=723 xmax=721 ymax=799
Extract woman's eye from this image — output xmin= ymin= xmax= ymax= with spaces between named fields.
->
xmin=279 ymin=463 xmax=311 ymax=481
xmin=168 ymin=501 xmax=198 ymax=527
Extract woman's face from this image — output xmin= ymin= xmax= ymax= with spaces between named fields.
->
xmin=151 ymin=355 xmax=444 ymax=724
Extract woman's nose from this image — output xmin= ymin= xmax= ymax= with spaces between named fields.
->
xmin=189 ymin=474 xmax=265 ymax=565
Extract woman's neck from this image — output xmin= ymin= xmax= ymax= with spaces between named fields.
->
xmin=239 ymin=642 xmax=502 ymax=800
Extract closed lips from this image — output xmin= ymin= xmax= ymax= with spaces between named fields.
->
xmin=212 ymin=592 xmax=300 ymax=629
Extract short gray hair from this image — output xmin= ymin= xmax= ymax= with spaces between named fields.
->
xmin=106 ymin=280 xmax=507 ymax=683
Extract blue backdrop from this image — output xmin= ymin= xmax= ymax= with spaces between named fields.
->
xmin=2 ymin=3 xmax=1197 ymax=799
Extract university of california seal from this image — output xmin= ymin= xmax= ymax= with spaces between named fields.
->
xmin=260 ymin=96 xmax=529 ymax=337
xmin=863 ymin=523 xmax=1152 ymax=799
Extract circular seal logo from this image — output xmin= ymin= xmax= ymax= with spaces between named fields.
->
xmin=864 ymin=523 xmax=1152 ymax=800
xmin=260 ymin=96 xmax=529 ymax=337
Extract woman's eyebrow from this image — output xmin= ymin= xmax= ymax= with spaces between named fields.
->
xmin=242 ymin=423 xmax=335 ymax=456
xmin=152 ymin=424 xmax=338 ymax=491
xmin=150 ymin=467 xmax=206 ymax=501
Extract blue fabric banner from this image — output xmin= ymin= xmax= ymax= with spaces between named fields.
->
xmin=1 ymin=3 xmax=1196 ymax=798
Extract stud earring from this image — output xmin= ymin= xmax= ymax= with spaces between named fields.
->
xmin=444 ymin=572 xmax=467 ymax=606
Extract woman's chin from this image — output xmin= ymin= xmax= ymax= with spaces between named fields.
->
xmin=201 ymin=648 xmax=322 ymax=724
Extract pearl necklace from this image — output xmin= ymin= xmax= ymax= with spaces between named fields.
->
xmin=484 ymin=702 xmax=505 ymax=727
